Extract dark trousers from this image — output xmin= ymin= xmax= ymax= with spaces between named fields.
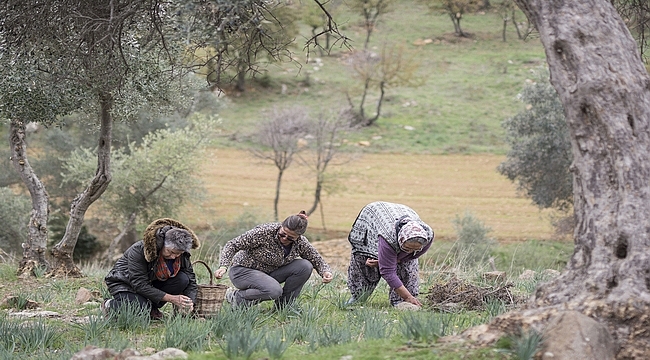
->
xmin=108 ymin=271 xmax=189 ymax=311
xmin=229 ymin=259 xmax=313 ymax=307
xmin=347 ymin=253 xmax=420 ymax=305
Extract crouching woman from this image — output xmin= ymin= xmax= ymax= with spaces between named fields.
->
xmin=347 ymin=201 xmax=434 ymax=309
xmin=102 ymin=218 xmax=199 ymax=319
xmin=214 ymin=211 xmax=333 ymax=309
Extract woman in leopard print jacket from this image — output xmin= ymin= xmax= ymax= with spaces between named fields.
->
xmin=214 ymin=211 xmax=333 ymax=308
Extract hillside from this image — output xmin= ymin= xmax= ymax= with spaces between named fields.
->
xmin=213 ymin=1 xmax=546 ymax=155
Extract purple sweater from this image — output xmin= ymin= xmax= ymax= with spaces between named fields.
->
xmin=378 ymin=235 xmax=432 ymax=290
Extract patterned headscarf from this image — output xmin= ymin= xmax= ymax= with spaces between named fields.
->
xmin=397 ymin=221 xmax=429 ymax=249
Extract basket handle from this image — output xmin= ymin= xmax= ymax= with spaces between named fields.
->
xmin=192 ymin=260 xmax=215 ymax=286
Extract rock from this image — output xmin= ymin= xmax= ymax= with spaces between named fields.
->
xmin=71 ymin=346 xmax=187 ymax=360
xmin=8 ymin=310 xmax=60 ymax=318
xmin=358 ymin=141 xmax=370 ymax=147
xmin=147 ymin=348 xmax=188 ymax=359
xmin=76 ymin=287 xmax=93 ymax=304
xmin=518 ymin=269 xmax=536 ymax=281
xmin=394 ymin=302 xmax=420 ymax=311
xmin=1 ymin=295 xmax=40 ymax=309
xmin=542 ymin=269 xmax=561 ymax=278
xmin=541 ymin=311 xmax=616 ymax=360
xmin=70 ymin=345 xmax=119 ymax=360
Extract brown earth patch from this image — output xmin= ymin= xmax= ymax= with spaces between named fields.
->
xmin=184 ymin=148 xmax=556 ymax=242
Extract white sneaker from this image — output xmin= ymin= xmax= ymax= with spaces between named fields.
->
xmin=225 ymin=287 xmax=237 ymax=305
xmin=394 ymin=302 xmax=421 ymax=311
xmin=100 ymin=299 xmax=111 ymax=317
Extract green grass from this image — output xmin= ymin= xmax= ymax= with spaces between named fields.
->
xmin=0 ymin=231 xmax=570 ymax=359
xmin=0 ymin=3 xmax=564 ymax=359
xmin=215 ymin=1 xmax=546 ymax=155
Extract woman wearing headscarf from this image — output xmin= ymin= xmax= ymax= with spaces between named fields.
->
xmin=347 ymin=201 xmax=434 ymax=309
xmin=102 ymin=218 xmax=200 ymax=319
xmin=214 ymin=211 xmax=333 ymax=308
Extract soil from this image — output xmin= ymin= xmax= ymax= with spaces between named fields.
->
xmin=310 ymin=237 xmax=351 ymax=273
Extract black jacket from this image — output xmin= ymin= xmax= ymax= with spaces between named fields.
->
xmin=104 ymin=218 xmax=200 ymax=303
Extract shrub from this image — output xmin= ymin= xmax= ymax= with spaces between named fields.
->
xmin=498 ymin=67 xmax=573 ymax=212
xmin=452 ymin=211 xmax=496 ymax=267
xmin=0 ymin=187 xmax=31 ymax=253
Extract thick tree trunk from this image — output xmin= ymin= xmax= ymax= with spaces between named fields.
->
xmin=474 ymin=0 xmax=650 ymax=357
xmin=9 ymin=119 xmax=50 ymax=277
xmin=50 ymin=93 xmax=114 ymax=277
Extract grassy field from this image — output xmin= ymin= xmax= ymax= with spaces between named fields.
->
xmin=178 ymin=1 xmax=559 ymax=244
xmin=183 ymin=148 xmax=559 ymax=242
xmin=0 ymin=2 xmax=577 ymax=359
xmin=214 ymin=2 xmax=546 ymax=155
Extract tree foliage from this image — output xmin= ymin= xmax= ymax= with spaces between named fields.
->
xmin=498 ymin=69 xmax=572 ymax=211
xmin=0 ymin=188 xmax=31 ymax=253
xmin=61 ymin=114 xmax=218 ymax=259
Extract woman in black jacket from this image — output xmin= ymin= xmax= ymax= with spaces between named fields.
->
xmin=102 ymin=218 xmax=199 ymax=319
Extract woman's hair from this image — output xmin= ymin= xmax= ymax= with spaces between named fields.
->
xmin=282 ymin=210 xmax=309 ymax=235
xmin=164 ymin=228 xmax=194 ymax=252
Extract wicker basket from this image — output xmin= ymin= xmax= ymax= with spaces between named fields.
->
xmin=192 ymin=260 xmax=228 ymax=318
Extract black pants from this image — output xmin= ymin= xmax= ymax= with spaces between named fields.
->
xmin=108 ymin=271 xmax=189 ymax=311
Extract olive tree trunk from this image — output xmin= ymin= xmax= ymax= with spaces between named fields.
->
xmin=9 ymin=119 xmax=50 ymax=276
xmin=476 ymin=0 xmax=650 ymax=356
xmin=50 ymin=93 xmax=114 ymax=277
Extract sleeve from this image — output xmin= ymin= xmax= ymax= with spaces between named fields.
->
xmin=377 ymin=236 xmax=404 ymax=290
xmin=297 ymin=238 xmax=332 ymax=276
xmin=125 ymin=248 xmax=166 ymax=303
xmin=182 ymin=256 xmax=198 ymax=301
xmin=218 ymin=226 xmax=268 ymax=268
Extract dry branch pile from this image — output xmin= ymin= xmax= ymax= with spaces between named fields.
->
xmin=425 ymin=276 xmax=525 ymax=311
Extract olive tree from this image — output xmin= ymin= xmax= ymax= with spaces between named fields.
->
xmin=61 ymin=114 xmax=218 ymax=263
xmin=470 ymin=1 xmax=650 ymax=357
xmin=498 ymin=69 xmax=573 ymax=211
xmin=419 ymin=0 xmax=482 ymax=37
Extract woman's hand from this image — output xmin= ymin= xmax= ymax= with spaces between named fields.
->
xmin=365 ymin=259 xmax=379 ymax=267
xmin=405 ymin=295 xmax=422 ymax=307
xmin=322 ymin=271 xmax=333 ymax=283
xmin=163 ymin=293 xmax=194 ymax=311
xmin=214 ymin=267 xmax=227 ymax=279
xmin=395 ymin=286 xmax=422 ymax=306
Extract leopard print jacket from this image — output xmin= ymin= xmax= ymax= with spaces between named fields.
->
xmin=218 ymin=222 xmax=332 ymax=276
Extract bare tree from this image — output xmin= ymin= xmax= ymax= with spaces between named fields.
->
xmin=467 ymin=0 xmax=650 ymax=357
xmin=346 ymin=44 xmax=425 ymax=126
xmin=251 ymin=106 xmax=310 ymax=221
xmin=497 ymin=0 xmax=533 ymax=41
xmin=297 ymin=109 xmax=354 ymax=229
xmin=348 ymin=0 xmax=395 ymax=49
xmin=419 ymin=0 xmax=482 ymax=37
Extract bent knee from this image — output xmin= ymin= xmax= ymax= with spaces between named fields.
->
xmin=266 ymin=283 xmax=283 ymax=299
xmin=294 ymin=259 xmax=313 ymax=273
